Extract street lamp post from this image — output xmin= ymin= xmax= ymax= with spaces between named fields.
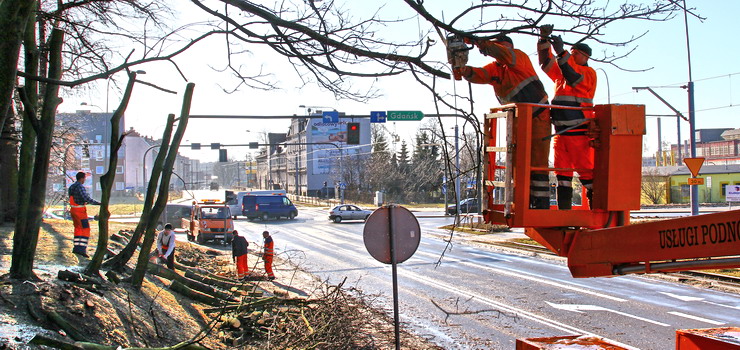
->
xmin=142 ymin=144 xmax=161 ymax=193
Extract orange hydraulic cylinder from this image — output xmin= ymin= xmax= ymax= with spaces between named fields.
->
xmin=676 ymin=328 xmax=740 ymax=350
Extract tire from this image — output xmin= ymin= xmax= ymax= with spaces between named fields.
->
xmin=233 ymin=215 xmax=238 ymax=220
xmin=288 ymin=212 xmax=295 ymax=220
xmin=196 ymin=234 xmax=205 ymax=244
xmin=333 ymin=216 xmax=342 ymax=223
xmin=364 ymin=215 xmax=370 ymax=221
xmin=261 ymin=212 xmax=269 ymax=221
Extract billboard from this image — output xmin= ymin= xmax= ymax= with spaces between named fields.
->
xmin=727 ymin=185 xmax=740 ymax=202
xmin=307 ymin=118 xmax=370 ymax=175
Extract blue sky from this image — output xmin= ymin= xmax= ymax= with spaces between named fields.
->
xmin=58 ymin=1 xmax=737 ymax=162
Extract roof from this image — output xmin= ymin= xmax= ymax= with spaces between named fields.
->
xmin=671 ymin=163 xmax=740 ymax=176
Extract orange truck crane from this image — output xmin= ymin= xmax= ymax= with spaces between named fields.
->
xmin=483 ymin=103 xmax=740 ymax=278
xmin=483 ymin=103 xmax=740 ymax=349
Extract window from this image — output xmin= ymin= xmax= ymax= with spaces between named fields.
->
xmin=116 ymin=165 xmax=124 ymax=174
xmin=721 ymin=183 xmax=729 ymax=198
xmin=96 ymin=166 xmax=104 ymax=174
xmin=115 ymin=182 xmax=124 ymax=191
xmin=680 ymin=184 xmax=690 ymax=198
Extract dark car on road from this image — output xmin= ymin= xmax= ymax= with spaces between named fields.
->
xmin=447 ymin=198 xmax=479 ymax=215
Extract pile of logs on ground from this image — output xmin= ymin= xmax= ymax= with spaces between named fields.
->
xmin=27 ymin=230 xmax=386 ymax=349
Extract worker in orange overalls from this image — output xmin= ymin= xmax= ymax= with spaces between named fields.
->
xmin=262 ymin=230 xmax=275 ymax=281
xmin=231 ymin=230 xmax=249 ymax=279
xmin=455 ymin=34 xmax=552 ymax=209
xmin=68 ymin=172 xmax=100 ymax=258
xmin=537 ymin=25 xmax=597 ymax=209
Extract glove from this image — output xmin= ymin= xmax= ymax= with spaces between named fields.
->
xmin=551 ymin=35 xmax=565 ymax=55
xmin=539 ymin=24 xmax=553 ymax=39
xmin=459 ymin=66 xmax=473 ymax=80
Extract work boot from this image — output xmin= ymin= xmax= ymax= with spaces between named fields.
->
xmin=557 ymin=186 xmax=573 ymax=210
xmin=532 ymin=197 xmax=550 ymax=209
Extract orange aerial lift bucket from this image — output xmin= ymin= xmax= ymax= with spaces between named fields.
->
xmin=483 ymin=103 xmax=740 ymax=278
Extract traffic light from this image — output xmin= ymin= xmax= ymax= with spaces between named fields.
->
xmin=219 ymin=149 xmax=228 ymax=162
xmin=211 ymin=143 xmax=221 ymax=149
xmin=191 ymin=143 xmax=201 ymax=150
xmin=249 ymin=142 xmax=258 ymax=149
xmin=347 ymin=122 xmax=360 ymax=145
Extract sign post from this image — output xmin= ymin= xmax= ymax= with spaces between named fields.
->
xmin=363 ymin=205 xmax=421 ymax=350
xmin=684 ymin=157 xmax=705 ymax=186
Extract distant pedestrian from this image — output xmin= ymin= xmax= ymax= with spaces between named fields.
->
xmin=156 ymin=223 xmax=176 ymax=269
xmin=262 ymin=230 xmax=275 ymax=281
xmin=68 ymin=172 xmax=100 ymax=258
xmin=231 ymin=230 xmax=249 ymax=279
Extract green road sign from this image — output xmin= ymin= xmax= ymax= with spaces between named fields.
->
xmin=387 ymin=110 xmax=424 ymax=121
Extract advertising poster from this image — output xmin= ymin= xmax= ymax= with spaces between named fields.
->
xmin=309 ymin=120 xmax=346 ymax=174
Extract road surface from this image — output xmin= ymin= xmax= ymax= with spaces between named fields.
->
xmin=187 ymin=206 xmax=740 ymax=349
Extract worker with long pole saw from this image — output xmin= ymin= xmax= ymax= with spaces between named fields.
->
xmin=449 ymin=32 xmax=553 ymax=210
xmin=537 ymin=25 xmax=598 ymax=210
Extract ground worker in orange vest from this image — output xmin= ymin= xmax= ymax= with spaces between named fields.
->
xmin=537 ymin=25 xmax=597 ymax=209
xmin=231 ymin=230 xmax=249 ymax=279
xmin=156 ymin=223 xmax=176 ymax=269
xmin=262 ymin=230 xmax=275 ymax=281
xmin=68 ymin=172 xmax=100 ymax=258
xmin=454 ymin=34 xmax=552 ymax=209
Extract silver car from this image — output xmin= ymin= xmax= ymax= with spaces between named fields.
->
xmin=329 ymin=205 xmax=373 ymax=223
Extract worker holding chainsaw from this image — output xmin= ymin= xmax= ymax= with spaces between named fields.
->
xmin=537 ymin=25 xmax=598 ymax=209
xmin=450 ymin=33 xmax=552 ymax=209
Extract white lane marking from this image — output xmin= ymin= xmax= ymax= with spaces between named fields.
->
xmin=659 ymin=292 xmax=704 ymax=302
xmin=401 ymin=271 xmax=639 ymax=350
xmin=668 ymin=311 xmax=726 ymax=325
xmin=289 ymin=222 xmax=626 ymax=303
xmin=411 ymin=249 xmax=626 ymax=302
xmin=263 ymin=222 xmax=641 ymax=348
xmin=702 ymin=300 xmax=740 ymax=310
xmin=546 ymin=302 xmax=670 ymax=327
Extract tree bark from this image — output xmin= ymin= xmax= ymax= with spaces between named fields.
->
xmin=147 ymin=263 xmax=235 ymax=301
xmin=132 ymin=83 xmax=194 ymax=288
xmin=10 ymin=27 xmax=63 ymax=279
xmin=85 ymin=72 xmax=138 ymax=276
xmin=103 ymin=115 xmax=174 ymax=271
xmin=0 ymin=0 xmax=35 ymax=131
xmin=0 ymin=107 xmax=19 ymax=222
xmin=169 ymin=280 xmax=228 ymax=307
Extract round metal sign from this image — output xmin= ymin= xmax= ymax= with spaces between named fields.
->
xmin=363 ymin=205 xmax=421 ymax=264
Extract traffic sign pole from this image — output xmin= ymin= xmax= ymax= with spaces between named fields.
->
xmin=388 ymin=205 xmax=401 ymax=350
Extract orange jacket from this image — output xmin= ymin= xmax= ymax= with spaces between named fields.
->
xmin=463 ymin=41 xmax=548 ymax=115
xmin=263 ymin=236 xmax=274 ymax=257
xmin=538 ymin=40 xmax=596 ymax=134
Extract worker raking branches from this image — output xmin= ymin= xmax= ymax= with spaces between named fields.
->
xmin=537 ymin=25 xmax=598 ymax=209
xmin=231 ymin=230 xmax=249 ymax=280
xmin=262 ymin=230 xmax=275 ymax=281
xmin=68 ymin=172 xmax=100 ymax=258
xmin=453 ymin=34 xmax=552 ymax=209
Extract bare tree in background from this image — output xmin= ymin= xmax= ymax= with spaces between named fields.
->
xmin=642 ymin=167 xmax=669 ymax=205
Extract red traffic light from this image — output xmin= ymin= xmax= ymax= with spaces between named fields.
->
xmin=350 ymin=124 xmax=358 ymax=131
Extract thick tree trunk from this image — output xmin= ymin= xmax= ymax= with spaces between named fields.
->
xmin=131 ymin=83 xmax=194 ymax=288
xmin=0 ymin=108 xmax=19 ymax=222
xmin=103 ymin=115 xmax=174 ymax=271
xmin=85 ymin=72 xmax=138 ymax=276
xmin=147 ymin=263 xmax=235 ymax=301
xmin=0 ymin=0 xmax=35 ymax=131
xmin=10 ymin=28 xmax=63 ymax=279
